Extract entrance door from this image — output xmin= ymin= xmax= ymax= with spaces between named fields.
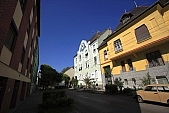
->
xmin=0 ymin=77 xmax=8 ymax=109
xmin=20 ymin=82 xmax=26 ymax=101
xmin=10 ymin=80 xmax=20 ymax=108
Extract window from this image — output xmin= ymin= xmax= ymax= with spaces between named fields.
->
xmin=79 ymin=65 xmax=81 ymax=71
xmin=85 ymin=53 xmax=88 ymax=59
xmin=79 ymin=64 xmax=82 ymax=71
xmin=124 ymin=79 xmax=128 ymax=85
xmin=93 ymin=44 xmax=96 ymax=53
xmin=145 ymin=86 xmax=157 ymax=91
xmin=27 ymin=20 xmax=31 ymax=35
xmin=20 ymin=47 xmax=26 ymax=64
xmin=94 ymin=56 xmax=97 ymax=65
xmin=104 ymin=50 xmax=108 ymax=60
xmin=5 ymin=21 xmax=18 ymax=51
xmin=79 ymin=55 xmax=81 ymax=61
xmin=157 ymin=86 xmax=169 ymax=92
xmin=114 ymin=39 xmax=123 ymax=53
xmin=121 ymin=61 xmax=126 ymax=72
xmin=132 ymin=78 xmax=136 ymax=85
xmin=135 ymin=24 xmax=151 ymax=43
xmin=20 ymin=0 xmax=27 ymax=11
xmin=127 ymin=59 xmax=133 ymax=71
xmin=93 ymin=48 xmax=96 ymax=53
xmin=26 ymin=58 xmax=30 ymax=69
xmin=156 ymin=76 xmax=168 ymax=84
xmin=75 ymin=58 xmax=77 ymax=64
xmin=163 ymin=86 xmax=169 ymax=92
xmin=30 ymin=64 xmax=32 ymax=73
xmin=85 ymin=61 xmax=89 ymax=68
xmin=146 ymin=50 xmax=165 ymax=68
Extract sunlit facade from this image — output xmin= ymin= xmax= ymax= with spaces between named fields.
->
xmin=98 ymin=1 xmax=169 ymax=88
xmin=74 ymin=29 xmax=112 ymax=88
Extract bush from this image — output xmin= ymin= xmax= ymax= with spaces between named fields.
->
xmin=39 ymin=90 xmax=74 ymax=113
xmin=57 ymin=97 xmax=74 ymax=107
xmin=105 ymin=84 xmax=118 ymax=94
xmin=39 ymin=99 xmax=56 ymax=110
xmin=122 ymin=88 xmax=132 ymax=94
xmin=42 ymin=90 xmax=66 ymax=102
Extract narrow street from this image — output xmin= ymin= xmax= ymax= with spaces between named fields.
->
xmin=66 ymin=89 xmax=169 ymax=113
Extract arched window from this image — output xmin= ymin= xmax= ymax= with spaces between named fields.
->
xmin=135 ymin=24 xmax=151 ymax=43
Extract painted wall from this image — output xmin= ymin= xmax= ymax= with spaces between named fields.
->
xmin=98 ymin=2 xmax=169 ymax=88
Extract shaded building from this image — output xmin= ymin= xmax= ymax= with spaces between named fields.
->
xmin=0 ymin=0 xmax=40 ymax=112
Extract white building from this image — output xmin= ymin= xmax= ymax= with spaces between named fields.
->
xmin=74 ymin=29 xmax=112 ymax=89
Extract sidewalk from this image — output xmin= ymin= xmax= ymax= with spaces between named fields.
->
xmin=13 ymin=89 xmax=43 ymax=113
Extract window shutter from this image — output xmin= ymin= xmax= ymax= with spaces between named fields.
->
xmin=135 ymin=24 xmax=150 ymax=43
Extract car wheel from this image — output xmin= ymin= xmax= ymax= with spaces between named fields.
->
xmin=137 ymin=95 xmax=143 ymax=103
xmin=167 ymin=99 xmax=169 ymax=106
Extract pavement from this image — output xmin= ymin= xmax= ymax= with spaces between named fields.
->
xmin=13 ymin=89 xmax=43 ymax=113
xmin=11 ymin=88 xmax=132 ymax=113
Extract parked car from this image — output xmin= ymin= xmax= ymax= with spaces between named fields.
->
xmin=133 ymin=84 xmax=169 ymax=105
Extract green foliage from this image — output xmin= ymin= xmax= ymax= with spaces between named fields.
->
xmin=114 ymin=77 xmax=124 ymax=93
xmin=61 ymin=67 xmax=72 ymax=74
xmin=140 ymin=72 xmax=155 ymax=86
xmin=83 ymin=76 xmax=92 ymax=89
xmin=122 ymin=88 xmax=132 ymax=94
xmin=63 ymin=74 xmax=70 ymax=87
xmin=114 ymin=77 xmax=123 ymax=88
xmin=39 ymin=90 xmax=74 ymax=113
xmin=71 ymin=77 xmax=78 ymax=89
xmin=105 ymin=84 xmax=118 ymax=94
xmin=57 ymin=97 xmax=74 ymax=107
xmin=42 ymin=90 xmax=66 ymax=102
xmin=39 ymin=64 xmax=63 ymax=88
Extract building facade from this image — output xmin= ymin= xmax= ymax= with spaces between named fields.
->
xmin=0 ymin=0 xmax=40 ymax=112
xmin=64 ymin=67 xmax=75 ymax=80
xmin=74 ymin=29 xmax=112 ymax=89
xmin=98 ymin=1 xmax=169 ymax=89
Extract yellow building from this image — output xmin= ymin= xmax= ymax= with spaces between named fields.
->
xmin=98 ymin=0 xmax=169 ymax=88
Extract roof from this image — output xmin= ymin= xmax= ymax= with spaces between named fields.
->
xmin=98 ymin=40 xmax=107 ymax=50
xmin=88 ymin=32 xmax=101 ymax=44
xmin=115 ymin=6 xmax=149 ymax=32
xmin=159 ymin=0 xmax=169 ymax=6
xmin=98 ymin=2 xmax=159 ymax=49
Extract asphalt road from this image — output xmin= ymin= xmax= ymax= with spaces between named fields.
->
xmin=65 ymin=89 xmax=169 ymax=113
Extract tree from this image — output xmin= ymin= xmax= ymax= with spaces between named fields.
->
xmin=83 ymin=76 xmax=92 ymax=89
xmin=63 ymin=74 xmax=70 ymax=88
xmin=71 ymin=77 xmax=78 ymax=89
xmin=114 ymin=77 xmax=124 ymax=93
xmin=40 ymin=64 xmax=62 ymax=89
xmin=61 ymin=66 xmax=72 ymax=74
xmin=140 ymin=72 xmax=155 ymax=86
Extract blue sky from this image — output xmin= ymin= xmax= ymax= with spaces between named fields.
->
xmin=40 ymin=0 xmax=157 ymax=72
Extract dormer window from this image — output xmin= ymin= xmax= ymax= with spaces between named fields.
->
xmin=120 ymin=12 xmax=133 ymax=24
